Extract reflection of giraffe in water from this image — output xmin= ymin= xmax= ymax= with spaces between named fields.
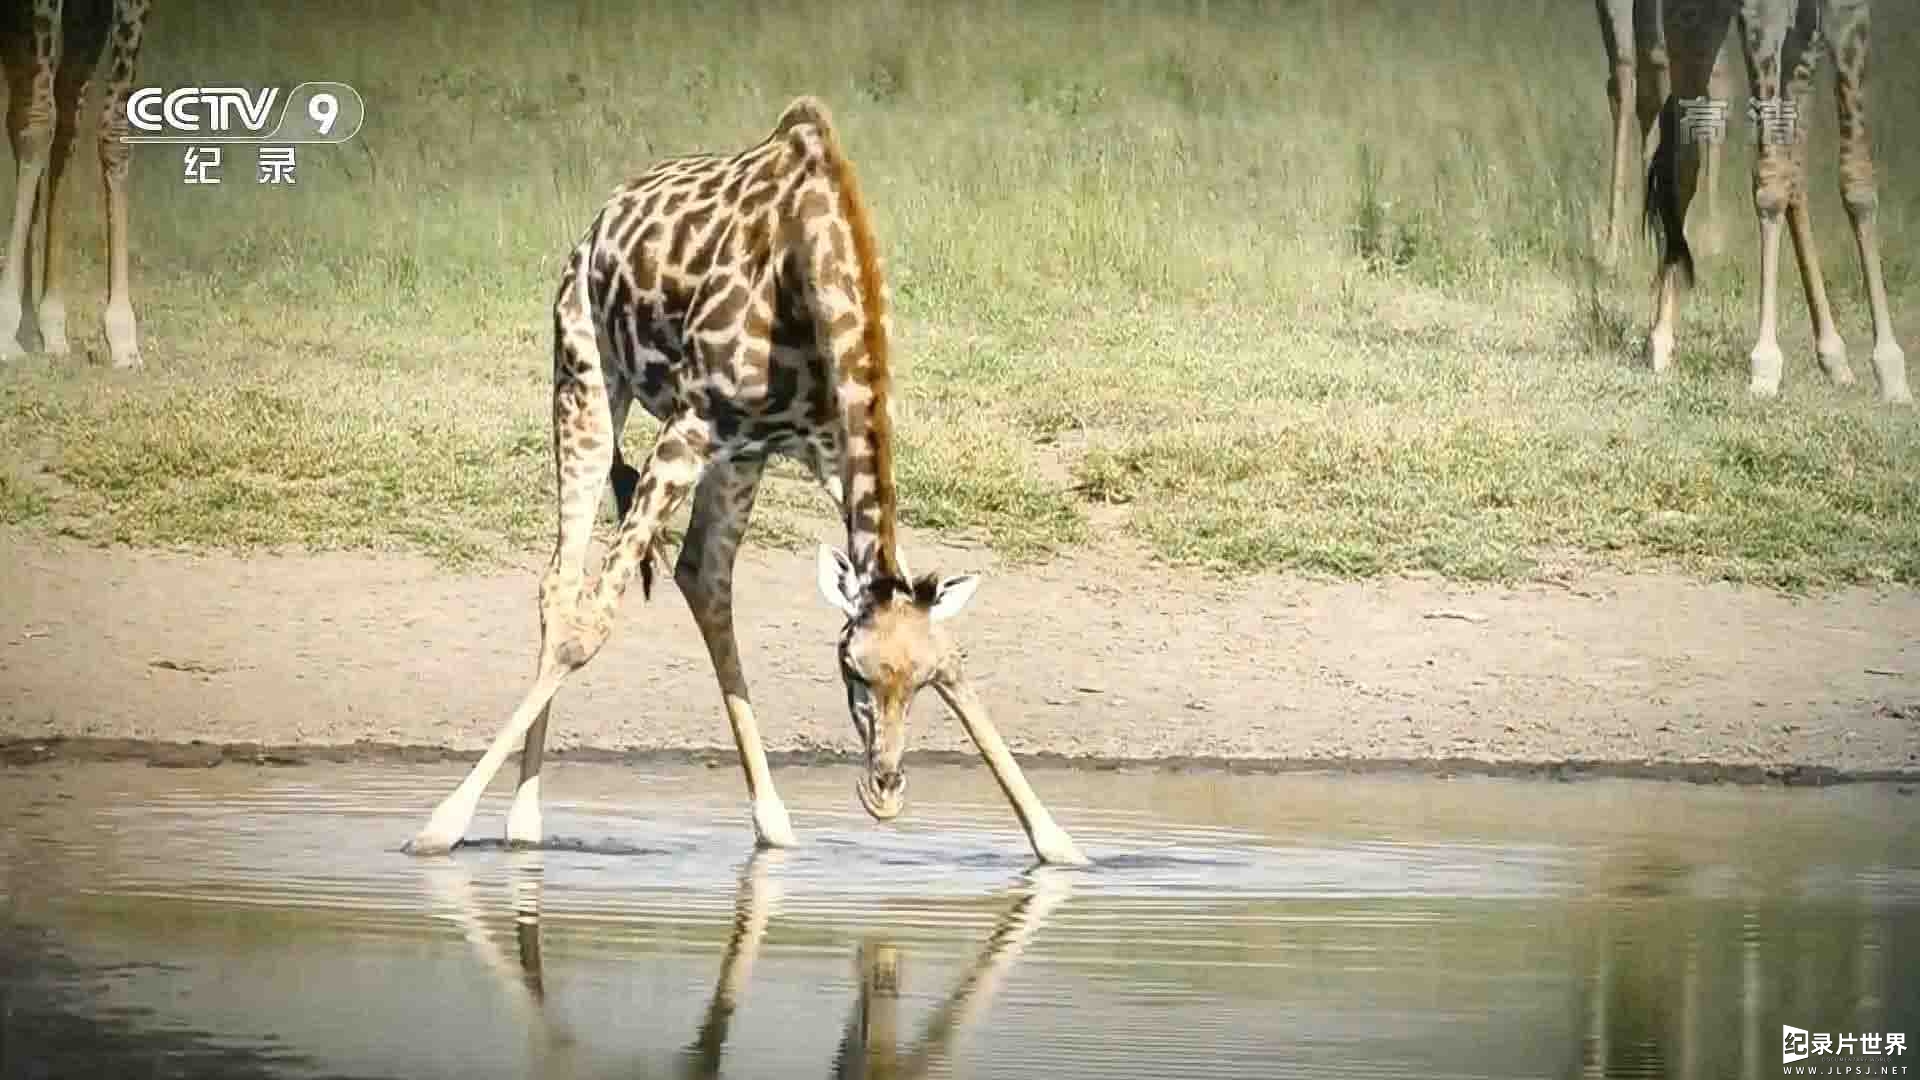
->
xmin=426 ymin=850 xmax=1075 ymax=1080
xmin=827 ymin=871 xmax=1074 ymax=1080
xmin=1595 ymin=0 xmax=1735 ymax=264
xmin=1644 ymin=0 xmax=1908 ymax=402
xmin=1 ymin=0 xmax=149 ymax=367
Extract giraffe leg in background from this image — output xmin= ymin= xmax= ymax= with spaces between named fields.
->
xmin=0 ymin=4 xmax=58 ymax=360
xmin=1829 ymin=0 xmax=1908 ymax=403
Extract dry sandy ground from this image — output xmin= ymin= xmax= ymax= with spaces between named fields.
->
xmin=3 ymin=526 xmax=1918 ymax=780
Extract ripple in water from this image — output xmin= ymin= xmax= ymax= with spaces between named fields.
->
xmin=2 ymin=760 xmax=1916 ymax=1080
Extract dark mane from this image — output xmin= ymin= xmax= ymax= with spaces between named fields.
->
xmin=862 ymin=573 xmax=943 ymax=612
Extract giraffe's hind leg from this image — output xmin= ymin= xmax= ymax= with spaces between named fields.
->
xmin=674 ymin=455 xmax=796 ymax=849
xmin=408 ymin=261 xmax=664 ymax=849
xmin=1643 ymin=0 xmax=1734 ymax=373
xmin=408 ymin=405 xmax=708 ymax=854
xmin=1598 ymin=0 xmax=1640 ymax=265
xmin=505 ymin=384 xmax=635 ymax=848
xmin=504 ymin=377 xmax=645 ymax=850
xmin=1 ymin=25 xmax=55 ymax=361
xmin=34 ymin=11 xmax=105 ymax=359
xmin=1830 ymin=0 xmax=1909 ymax=403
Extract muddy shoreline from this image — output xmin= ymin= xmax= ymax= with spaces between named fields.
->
xmin=6 ymin=735 xmax=1917 ymax=788
xmin=6 ymin=532 xmax=1920 ymax=784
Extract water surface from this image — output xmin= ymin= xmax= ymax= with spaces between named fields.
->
xmin=1 ymin=761 xmax=1916 ymax=1079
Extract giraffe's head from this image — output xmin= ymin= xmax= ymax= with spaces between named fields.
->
xmin=816 ymin=545 xmax=980 ymax=822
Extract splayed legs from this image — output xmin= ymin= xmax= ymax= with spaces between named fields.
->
xmin=934 ymin=679 xmax=1089 ymax=867
xmin=406 ymin=389 xmax=710 ymax=854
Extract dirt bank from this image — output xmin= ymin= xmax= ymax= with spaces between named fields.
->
xmin=3 ymin=528 xmax=1918 ymax=781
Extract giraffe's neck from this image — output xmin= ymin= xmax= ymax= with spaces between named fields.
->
xmin=798 ymin=99 xmax=902 ymax=585
xmin=839 ymin=379 xmax=902 ymax=582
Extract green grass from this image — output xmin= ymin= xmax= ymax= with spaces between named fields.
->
xmin=2 ymin=0 xmax=1917 ymax=586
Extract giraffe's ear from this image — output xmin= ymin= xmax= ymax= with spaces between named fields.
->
xmin=816 ymin=544 xmax=860 ymax=619
xmin=927 ymin=574 xmax=980 ymax=622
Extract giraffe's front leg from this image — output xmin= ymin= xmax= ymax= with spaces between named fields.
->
xmin=1742 ymin=8 xmax=1823 ymax=398
xmin=97 ymin=83 xmax=141 ymax=369
xmin=933 ymin=678 xmax=1089 ymax=867
xmin=675 ymin=457 xmax=797 ymax=850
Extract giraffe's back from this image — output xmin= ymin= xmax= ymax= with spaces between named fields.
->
xmin=558 ymin=117 xmax=850 ymax=466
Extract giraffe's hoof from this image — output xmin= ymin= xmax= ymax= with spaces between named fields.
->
xmin=1030 ymin=828 xmax=1092 ymax=868
xmin=505 ymin=807 xmax=543 ymax=848
xmin=110 ymin=350 xmax=144 ymax=371
xmin=404 ymin=834 xmax=459 ymax=857
xmin=1644 ymin=331 xmax=1675 ymax=375
xmin=0 ymin=338 xmax=24 ymax=362
xmin=1872 ymin=343 xmax=1910 ymax=405
xmin=752 ymin=797 xmax=797 ymax=849
xmin=1816 ymin=336 xmax=1853 ymax=386
xmin=1748 ymin=342 xmax=1785 ymax=397
xmin=405 ymin=821 xmax=465 ymax=856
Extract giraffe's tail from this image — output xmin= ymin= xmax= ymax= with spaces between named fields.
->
xmin=608 ymin=448 xmax=656 ymax=601
xmin=1643 ymin=95 xmax=1695 ymax=289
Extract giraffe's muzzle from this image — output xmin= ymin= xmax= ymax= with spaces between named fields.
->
xmin=856 ymin=767 xmax=907 ymax=821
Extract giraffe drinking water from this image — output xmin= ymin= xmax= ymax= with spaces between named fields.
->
xmin=406 ymin=97 xmax=1089 ymax=867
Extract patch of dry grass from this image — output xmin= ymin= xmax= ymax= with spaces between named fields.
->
xmin=2 ymin=0 xmax=1916 ymax=586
